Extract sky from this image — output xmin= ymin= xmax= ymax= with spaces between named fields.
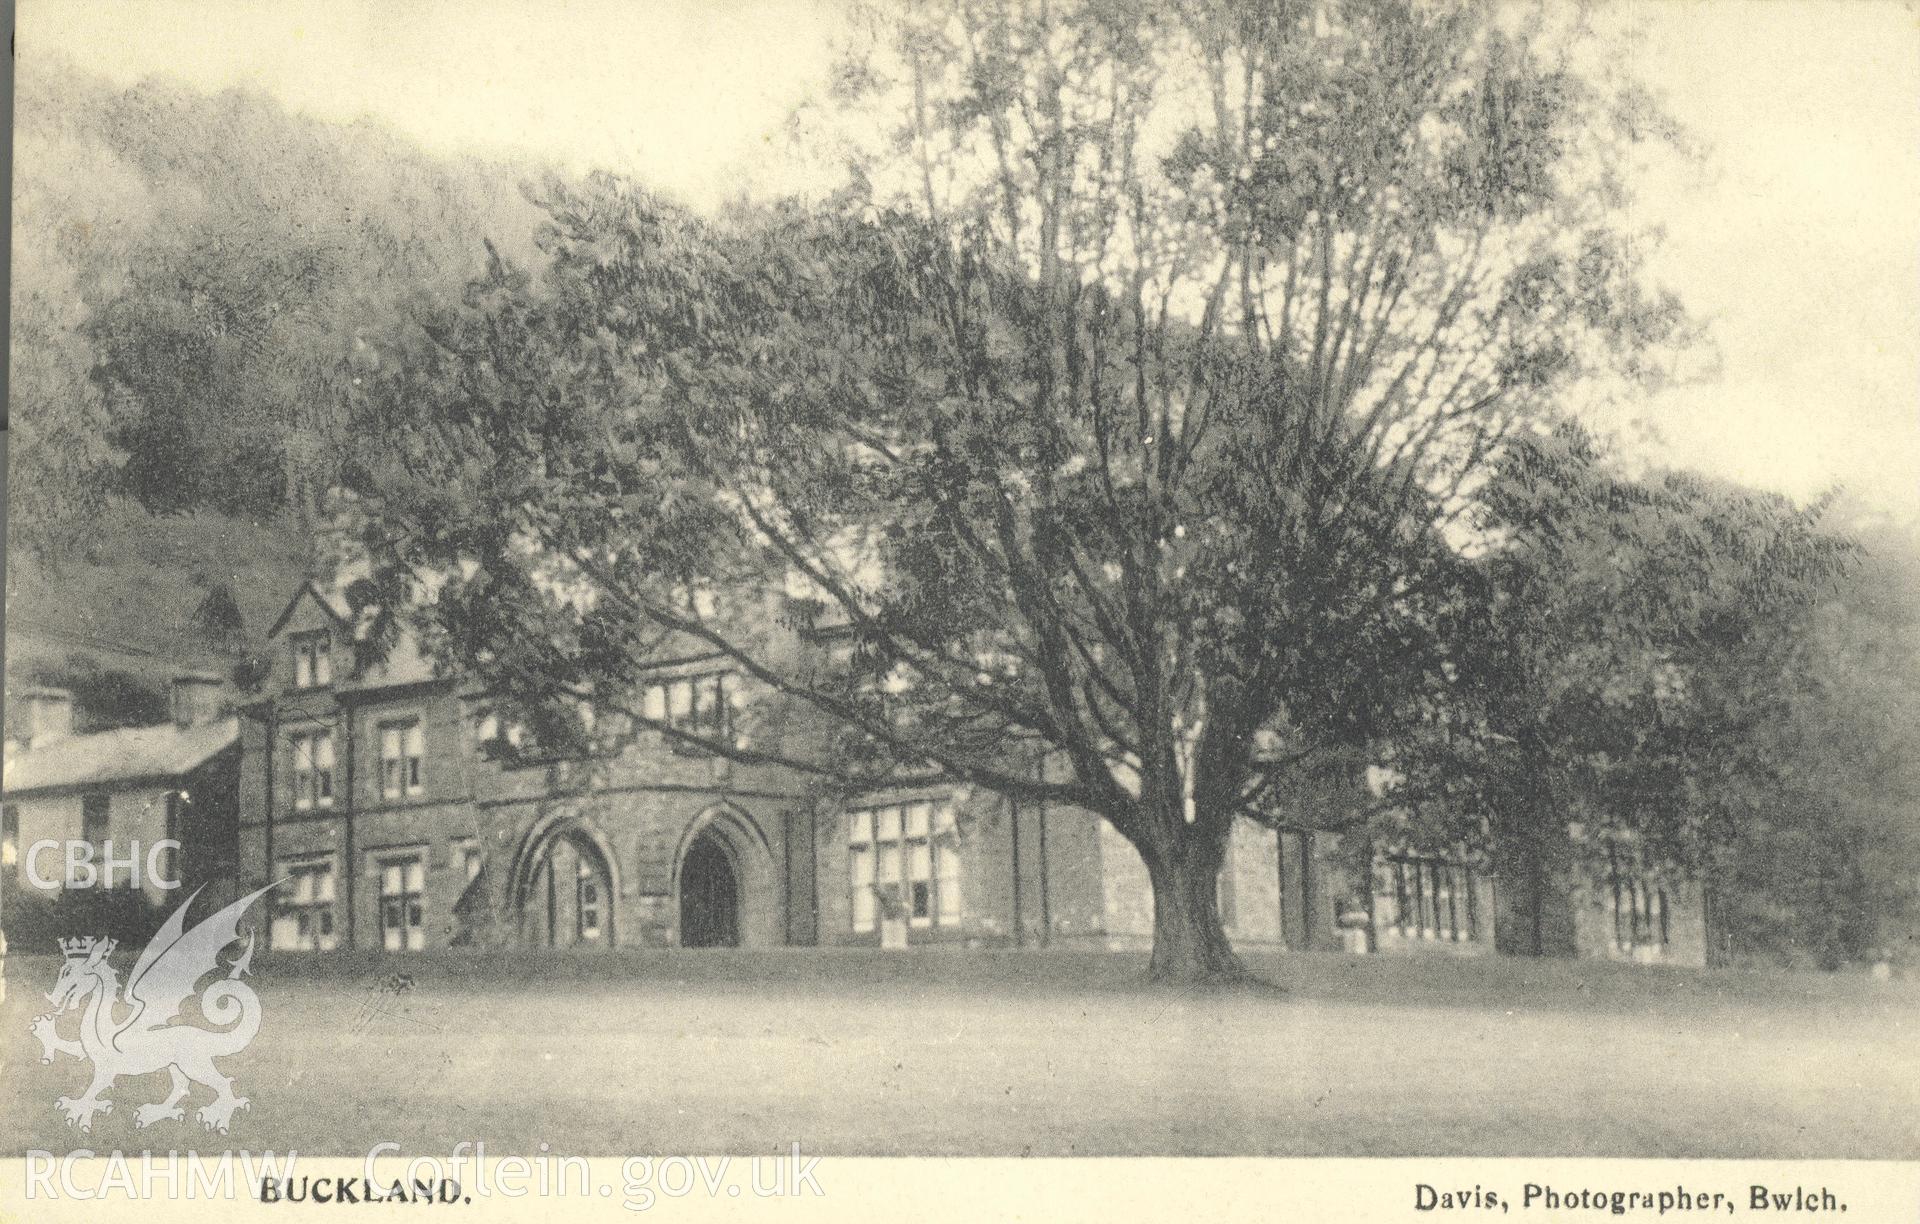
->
xmin=19 ymin=0 xmax=1920 ymax=519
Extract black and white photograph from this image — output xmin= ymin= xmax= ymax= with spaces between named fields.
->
xmin=1 ymin=0 xmax=1916 ymax=1210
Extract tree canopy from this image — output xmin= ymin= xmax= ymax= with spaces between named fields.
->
xmin=8 ymin=56 xmax=549 ymax=555
xmin=350 ymin=0 xmax=1710 ymax=982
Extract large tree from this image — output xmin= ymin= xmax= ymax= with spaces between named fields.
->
xmin=352 ymin=0 xmax=1690 ymax=982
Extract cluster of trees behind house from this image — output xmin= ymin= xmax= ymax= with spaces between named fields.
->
xmin=10 ymin=5 xmax=1916 ymax=979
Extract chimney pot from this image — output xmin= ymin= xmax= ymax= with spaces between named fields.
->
xmin=169 ymin=672 xmax=225 ymax=729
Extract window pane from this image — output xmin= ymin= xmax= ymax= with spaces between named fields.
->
xmin=405 ymin=722 xmax=425 ymax=756
xmin=295 ymin=649 xmax=312 ymax=689
xmin=876 ymin=806 xmax=902 ymax=842
xmin=293 ymin=870 xmax=315 ymax=904
xmin=406 ymin=860 xmax=425 ymax=892
xmin=314 ymin=646 xmax=331 ymax=685
xmin=879 ymin=844 xmax=902 ymax=884
xmin=905 ymin=803 xmax=931 ymax=838
xmin=382 ymin=727 xmax=401 ymax=759
xmin=383 ymin=864 xmax=402 ymax=895
xmin=848 ymin=809 xmax=873 ymax=846
xmin=908 ymin=842 xmax=931 ymax=881
xmin=669 ymin=681 xmax=693 ymax=721
xmin=934 ymin=804 xmax=956 ymax=833
xmin=643 ymin=685 xmax=666 ymax=722
xmin=316 ymin=734 xmax=335 ymax=767
xmin=849 ymin=844 xmax=873 ymax=886
xmin=317 ymin=869 xmax=335 ymax=902
xmin=852 ymin=887 xmax=876 ymax=933
xmin=910 ymin=881 xmax=931 ymax=920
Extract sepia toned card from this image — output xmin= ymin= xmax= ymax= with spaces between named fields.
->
xmin=3 ymin=1 xmax=1916 ymax=1220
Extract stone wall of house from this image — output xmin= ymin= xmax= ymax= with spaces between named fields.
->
xmin=1094 ymin=815 xmax=1288 ymax=953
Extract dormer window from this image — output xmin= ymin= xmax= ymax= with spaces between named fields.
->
xmin=292 ymin=632 xmax=333 ymax=689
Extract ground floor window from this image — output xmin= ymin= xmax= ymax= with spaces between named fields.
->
xmin=848 ymin=799 xmax=961 ymax=933
xmin=577 ymin=859 xmax=602 ymax=940
xmin=1373 ymin=855 xmax=1480 ymax=942
xmin=1609 ymin=851 xmax=1671 ymax=953
xmin=271 ymin=856 xmax=338 ymax=951
xmin=379 ymin=854 xmax=427 ymax=952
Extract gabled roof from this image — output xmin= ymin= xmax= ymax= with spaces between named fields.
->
xmin=2 ymin=718 xmax=240 ymax=797
xmin=264 ymin=580 xmax=352 ymax=640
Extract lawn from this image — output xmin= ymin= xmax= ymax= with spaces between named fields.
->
xmin=2 ymin=947 xmax=1914 ymax=1157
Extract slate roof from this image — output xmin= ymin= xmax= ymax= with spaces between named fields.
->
xmin=2 ymin=717 xmax=239 ymax=797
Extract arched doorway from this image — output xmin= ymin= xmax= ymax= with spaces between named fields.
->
xmin=679 ymin=831 xmax=739 ymax=948
xmin=670 ymin=805 xmax=778 ymax=948
xmin=515 ymin=821 xmax=616 ymax=950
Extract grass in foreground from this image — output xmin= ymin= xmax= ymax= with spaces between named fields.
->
xmin=1 ymin=947 xmax=1913 ymax=1157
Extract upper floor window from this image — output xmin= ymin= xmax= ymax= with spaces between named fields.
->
xmin=848 ymin=799 xmax=961 ymax=934
xmin=291 ymin=632 xmax=333 ymax=689
xmin=670 ymin=579 xmax=718 ymax=620
xmin=290 ymin=730 xmax=336 ymax=810
xmin=1373 ymin=855 xmax=1480 ymax=943
xmin=379 ymin=718 xmax=426 ymax=800
xmin=642 ymin=672 xmax=734 ymax=747
xmin=477 ymin=700 xmax=594 ymax=764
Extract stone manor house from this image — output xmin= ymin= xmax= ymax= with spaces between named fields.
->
xmin=4 ymin=575 xmax=1708 ymax=967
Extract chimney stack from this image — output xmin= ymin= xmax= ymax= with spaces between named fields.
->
xmin=169 ymin=672 xmax=225 ymax=729
xmin=19 ymin=687 xmax=74 ymax=746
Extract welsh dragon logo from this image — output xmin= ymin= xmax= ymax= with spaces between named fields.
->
xmin=28 ymin=882 xmax=277 ymax=1134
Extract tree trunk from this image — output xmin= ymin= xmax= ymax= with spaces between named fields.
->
xmin=1143 ymin=845 xmax=1247 ymax=985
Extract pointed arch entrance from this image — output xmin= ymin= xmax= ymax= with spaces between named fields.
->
xmin=680 ymin=832 xmax=739 ymax=947
xmin=511 ymin=815 xmax=619 ymax=949
xmin=671 ymin=805 xmax=778 ymax=948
